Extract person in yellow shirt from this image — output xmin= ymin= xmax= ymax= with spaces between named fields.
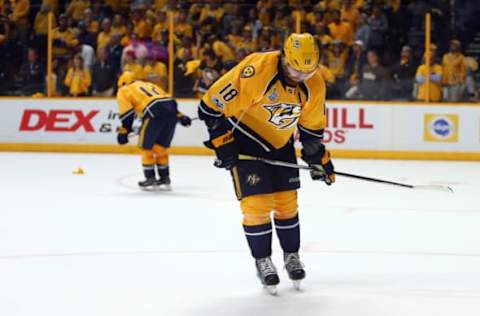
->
xmin=198 ymin=33 xmax=335 ymax=293
xmin=328 ymin=9 xmax=354 ymax=46
xmin=52 ymin=14 xmax=79 ymax=58
xmin=151 ymin=10 xmax=167 ymax=40
xmin=208 ymin=35 xmax=235 ymax=64
xmin=111 ymin=14 xmax=127 ymax=37
xmin=325 ymin=40 xmax=349 ymax=97
xmin=122 ymin=50 xmax=144 ymax=79
xmin=143 ymin=57 xmax=167 ymax=91
xmin=442 ymin=40 xmax=466 ymax=101
xmin=199 ymin=2 xmax=224 ymax=23
xmin=9 ymin=0 xmax=29 ymax=44
xmin=132 ymin=6 xmax=152 ymax=40
xmin=66 ymin=0 xmax=89 ymax=22
xmin=341 ymin=0 xmax=360 ymax=31
xmin=64 ymin=54 xmax=91 ymax=96
xmin=416 ymin=54 xmax=443 ymax=102
xmin=97 ymin=18 xmax=112 ymax=50
xmin=115 ymin=72 xmax=192 ymax=189
xmin=34 ymin=3 xmax=55 ymax=36
xmin=174 ymin=9 xmax=192 ymax=38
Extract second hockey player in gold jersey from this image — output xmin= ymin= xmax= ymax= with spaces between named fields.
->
xmin=199 ymin=33 xmax=335 ymax=293
xmin=116 ymin=71 xmax=192 ymax=189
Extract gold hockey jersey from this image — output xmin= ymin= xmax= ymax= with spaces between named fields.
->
xmin=200 ymin=51 xmax=327 ymax=152
xmin=117 ymin=80 xmax=170 ymax=118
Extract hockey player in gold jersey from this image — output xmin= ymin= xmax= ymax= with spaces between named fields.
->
xmin=199 ymin=33 xmax=335 ymax=293
xmin=116 ymin=71 xmax=192 ymax=189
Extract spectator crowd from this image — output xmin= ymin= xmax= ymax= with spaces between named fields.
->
xmin=0 ymin=0 xmax=479 ymax=101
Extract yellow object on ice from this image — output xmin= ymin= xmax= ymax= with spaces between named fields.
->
xmin=72 ymin=167 xmax=85 ymax=175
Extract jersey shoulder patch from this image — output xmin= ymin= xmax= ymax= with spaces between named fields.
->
xmin=240 ymin=65 xmax=255 ymax=78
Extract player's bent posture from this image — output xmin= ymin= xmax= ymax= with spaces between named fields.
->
xmin=198 ymin=33 xmax=336 ymax=294
xmin=116 ymin=71 xmax=192 ymax=189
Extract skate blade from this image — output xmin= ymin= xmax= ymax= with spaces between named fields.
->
xmin=264 ymin=285 xmax=278 ymax=295
xmin=292 ymin=280 xmax=302 ymax=291
xmin=140 ymin=185 xmax=157 ymax=191
xmin=157 ymin=184 xmax=172 ymax=191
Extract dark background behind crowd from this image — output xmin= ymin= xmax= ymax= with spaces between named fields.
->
xmin=0 ymin=0 xmax=479 ymax=102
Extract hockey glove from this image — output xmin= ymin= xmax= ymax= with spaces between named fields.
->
xmin=204 ymin=130 xmax=238 ymax=170
xmin=301 ymin=141 xmax=336 ymax=185
xmin=117 ymin=127 xmax=129 ymax=145
xmin=177 ymin=113 xmax=192 ymax=127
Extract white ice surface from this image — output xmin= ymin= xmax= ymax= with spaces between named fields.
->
xmin=1 ymin=153 xmax=480 ymax=316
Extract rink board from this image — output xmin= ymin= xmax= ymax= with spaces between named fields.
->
xmin=0 ymin=98 xmax=479 ymax=160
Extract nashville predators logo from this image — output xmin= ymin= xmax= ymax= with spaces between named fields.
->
xmin=246 ymin=174 xmax=261 ymax=186
xmin=263 ymin=103 xmax=301 ymax=129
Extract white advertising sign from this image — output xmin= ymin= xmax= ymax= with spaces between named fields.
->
xmin=0 ymin=98 xmax=479 ymax=154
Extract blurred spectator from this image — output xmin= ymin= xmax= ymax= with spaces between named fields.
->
xmin=9 ymin=0 xmax=29 ymax=45
xmin=19 ymin=48 xmax=45 ymax=95
xmin=111 ymin=14 xmax=127 ymax=37
xmin=200 ymin=2 xmax=225 ymax=24
xmin=208 ymin=34 xmax=235 ymax=64
xmin=174 ymin=45 xmax=195 ymax=97
xmin=122 ymin=50 xmax=144 ymax=79
xmin=368 ymin=6 xmax=388 ymax=54
xmin=245 ymin=8 xmax=263 ymax=40
xmin=325 ymin=40 xmax=349 ymax=98
xmin=143 ymin=56 xmax=167 ymax=91
xmin=91 ymin=47 xmax=115 ymax=96
xmin=64 ymin=53 xmax=91 ymax=96
xmin=175 ymin=10 xmax=193 ymax=38
xmin=151 ymin=10 xmax=167 ymax=41
xmin=464 ymin=57 xmax=479 ymax=101
xmin=415 ymin=53 xmax=443 ymax=102
xmin=355 ymin=13 xmax=370 ymax=52
xmin=33 ymin=3 xmax=56 ymax=60
xmin=74 ymin=42 xmax=95 ymax=72
xmin=52 ymin=14 xmax=79 ymax=58
xmin=81 ymin=8 xmax=99 ymax=35
xmin=76 ymin=21 xmax=96 ymax=48
xmin=0 ymin=20 xmax=25 ymax=94
xmin=358 ymin=50 xmax=390 ymax=100
xmin=390 ymin=46 xmax=416 ymax=100
xmin=132 ymin=5 xmax=152 ymax=40
xmin=193 ymin=48 xmax=223 ymax=97
xmin=97 ymin=17 xmax=112 ymax=50
xmin=442 ymin=40 xmax=466 ymax=102
xmin=345 ymin=40 xmax=366 ymax=99
xmin=66 ymin=0 xmax=89 ymax=23
xmin=341 ymin=0 xmax=359 ymax=31
xmin=314 ymin=23 xmax=333 ymax=48
xmin=328 ymin=9 xmax=354 ymax=46
xmin=108 ymin=33 xmax=123 ymax=74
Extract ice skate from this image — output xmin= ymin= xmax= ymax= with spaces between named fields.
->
xmin=255 ymin=257 xmax=280 ymax=295
xmin=138 ymin=177 xmax=157 ymax=190
xmin=155 ymin=176 xmax=171 ymax=191
xmin=284 ymin=252 xmax=305 ymax=290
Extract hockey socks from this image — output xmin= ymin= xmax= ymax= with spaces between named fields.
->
xmin=274 ymin=215 xmax=300 ymax=253
xmin=243 ymin=222 xmax=272 ymax=259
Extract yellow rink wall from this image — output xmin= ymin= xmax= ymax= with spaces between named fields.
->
xmin=0 ymin=97 xmax=479 ymax=161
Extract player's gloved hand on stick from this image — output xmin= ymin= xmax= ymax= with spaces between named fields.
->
xmin=204 ymin=130 xmax=238 ymax=170
xmin=117 ymin=126 xmax=129 ymax=145
xmin=301 ymin=141 xmax=335 ymax=185
xmin=178 ymin=114 xmax=192 ymax=127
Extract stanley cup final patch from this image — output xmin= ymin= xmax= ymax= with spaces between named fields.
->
xmin=240 ymin=65 xmax=255 ymax=78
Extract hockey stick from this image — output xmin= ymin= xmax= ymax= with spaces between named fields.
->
xmin=238 ymin=155 xmax=454 ymax=193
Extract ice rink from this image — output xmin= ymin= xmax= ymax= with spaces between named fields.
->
xmin=1 ymin=152 xmax=480 ymax=316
